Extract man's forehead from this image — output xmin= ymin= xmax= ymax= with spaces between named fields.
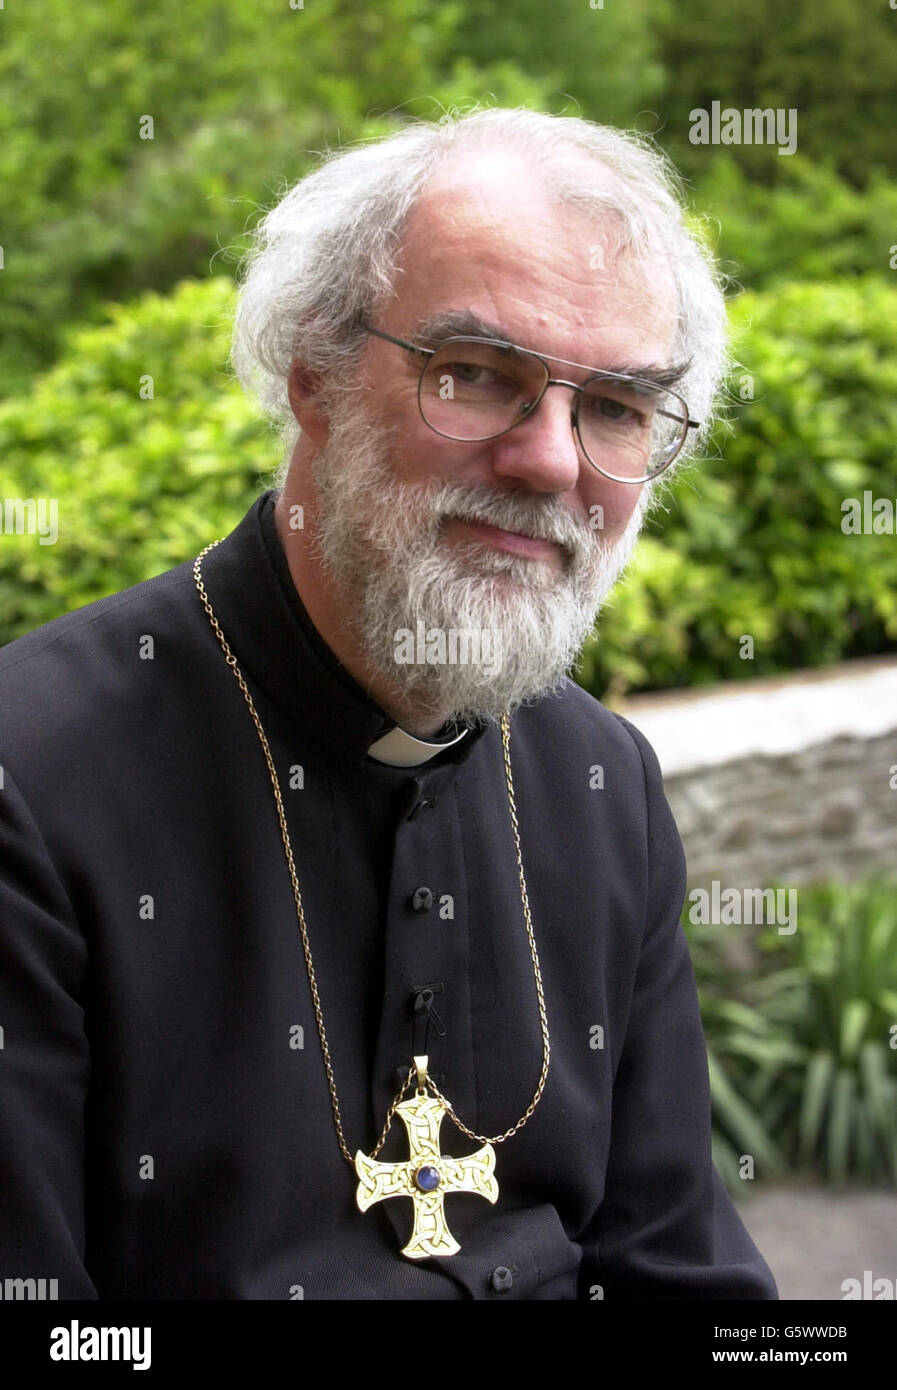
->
xmin=402 ymin=154 xmax=620 ymax=270
xmin=392 ymin=154 xmax=678 ymax=364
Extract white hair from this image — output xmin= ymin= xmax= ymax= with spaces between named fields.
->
xmin=231 ymin=106 xmax=729 ymax=487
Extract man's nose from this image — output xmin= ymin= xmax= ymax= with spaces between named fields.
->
xmin=487 ymin=384 xmax=584 ymax=493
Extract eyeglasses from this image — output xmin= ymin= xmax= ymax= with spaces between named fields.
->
xmin=361 ymin=324 xmax=700 ymax=484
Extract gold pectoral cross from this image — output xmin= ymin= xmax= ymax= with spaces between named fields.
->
xmin=354 ymin=1056 xmax=498 ymax=1258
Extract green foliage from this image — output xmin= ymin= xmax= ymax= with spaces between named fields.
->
xmin=578 ymin=276 xmax=897 ymax=700
xmin=0 ymin=0 xmax=551 ymax=392
xmin=2 ymin=0 xmax=460 ymax=238
xmin=4 ymin=0 xmax=895 ymax=409
xmin=7 ymin=0 xmax=896 ymax=400
xmin=684 ymin=882 xmax=897 ymax=1192
xmin=451 ymin=0 xmax=666 ymax=127
xmin=0 ymin=278 xmax=272 ymax=634
xmin=691 ymin=156 xmax=897 ymax=293
xmin=4 ymin=5 xmax=897 ymax=686
xmin=655 ymin=0 xmax=897 ymax=185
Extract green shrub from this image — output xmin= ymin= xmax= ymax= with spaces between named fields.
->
xmin=0 ymin=0 xmax=550 ymax=393
xmin=655 ymin=0 xmax=897 ymax=185
xmin=690 ymin=155 xmax=897 ymax=292
xmin=684 ymin=882 xmax=897 ymax=1192
xmin=0 ymin=278 xmax=272 ymax=637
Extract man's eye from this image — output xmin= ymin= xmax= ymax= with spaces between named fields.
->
xmin=600 ymin=398 xmax=634 ymax=421
xmin=450 ymin=362 xmax=486 ymax=383
xmin=449 ymin=362 xmax=519 ymax=397
xmin=584 ymin=394 xmax=644 ymax=425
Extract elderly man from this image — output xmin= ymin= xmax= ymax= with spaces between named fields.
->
xmin=0 ymin=108 xmax=776 ymax=1300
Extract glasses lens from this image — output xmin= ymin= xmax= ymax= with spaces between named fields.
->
xmin=578 ymin=377 xmax=687 ymax=481
xmin=419 ymin=339 xmax=548 ymax=441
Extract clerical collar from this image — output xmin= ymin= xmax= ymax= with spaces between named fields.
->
xmin=365 ymin=722 xmax=470 ymax=767
xmin=197 ymin=489 xmax=487 ymax=772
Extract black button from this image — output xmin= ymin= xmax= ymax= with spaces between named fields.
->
xmin=407 ymin=797 xmax=438 ymax=821
xmin=490 ymin=1266 xmax=514 ymax=1293
xmin=410 ymin=886 xmax=434 ymax=913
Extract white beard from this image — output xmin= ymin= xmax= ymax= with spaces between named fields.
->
xmin=307 ymin=389 xmax=649 ymax=729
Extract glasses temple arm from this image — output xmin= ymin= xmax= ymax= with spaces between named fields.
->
xmin=657 ymin=408 xmax=701 ymax=430
xmin=359 ymin=323 xmax=432 ymax=360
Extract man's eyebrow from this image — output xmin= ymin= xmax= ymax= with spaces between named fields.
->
xmin=606 ymin=361 xmax=693 ymax=390
xmin=411 ymin=309 xmax=512 ymax=346
xmin=409 ymin=310 xmax=691 ymax=388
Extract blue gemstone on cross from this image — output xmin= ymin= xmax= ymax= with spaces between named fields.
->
xmin=355 ymin=1093 xmax=499 ymax=1258
xmin=415 ymin=1164 xmax=440 ymax=1191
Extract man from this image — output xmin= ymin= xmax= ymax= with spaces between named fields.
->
xmin=0 ymin=108 xmax=777 ymax=1299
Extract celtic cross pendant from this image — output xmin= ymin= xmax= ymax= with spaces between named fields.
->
xmin=354 ymin=1055 xmax=499 ymax=1258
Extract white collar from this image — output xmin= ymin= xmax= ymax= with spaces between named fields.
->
xmin=366 ymin=723 xmax=470 ymax=767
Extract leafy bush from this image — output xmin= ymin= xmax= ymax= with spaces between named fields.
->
xmin=0 ymin=0 xmax=550 ymax=392
xmin=6 ymin=0 xmax=897 ymax=398
xmin=690 ymin=155 xmax=897 ymax=293
xmin=0 ymin=278 xmax=272 ymax=636
xmin=450 ymin=0 xmax=666 ymax=129
xmin=684 ymin=882 xmax=897 ymax=1192
xmin=654 ymin=0 xmax=897 ymax=186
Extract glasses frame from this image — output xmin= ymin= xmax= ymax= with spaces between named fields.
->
xmin=360 ymin=323 xmax=701 ymax=484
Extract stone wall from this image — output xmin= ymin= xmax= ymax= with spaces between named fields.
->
xmin=618 ymin=656 xmax=897 ymax=888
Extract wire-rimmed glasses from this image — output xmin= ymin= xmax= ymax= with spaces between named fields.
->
xmin=361 ymin=324 xmax=700 ymax=484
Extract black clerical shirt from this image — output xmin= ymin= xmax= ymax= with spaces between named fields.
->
xmin=0 ymin=490 xmax=778 ymax=1300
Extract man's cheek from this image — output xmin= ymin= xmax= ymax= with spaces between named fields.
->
xmin=587 ymin=505 xmax=622 ymax=541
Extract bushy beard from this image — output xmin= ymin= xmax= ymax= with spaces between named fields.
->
xmin=307 ymin=387 xmax=649 ymax=730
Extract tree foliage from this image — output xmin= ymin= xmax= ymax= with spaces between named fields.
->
xmin=691 ymin=156 xmax=897 ymax=293
xmin=655 ymin=0 xmax=897 ymax=184
xmin=0 ymin=0 xmax=549 ymax=390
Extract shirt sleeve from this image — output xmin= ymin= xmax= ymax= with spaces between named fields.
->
xmin=576 ymin=714 xmax=779 ymax=1300
xmin=0 ymin=762 xmax=99 ymax=1299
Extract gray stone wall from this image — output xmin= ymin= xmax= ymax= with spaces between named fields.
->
xmin=619 ymin=656 xmax=897 ymax=889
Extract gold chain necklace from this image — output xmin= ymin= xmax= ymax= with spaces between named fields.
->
xmin=193 ymin=540 xmax=551 ymax=1258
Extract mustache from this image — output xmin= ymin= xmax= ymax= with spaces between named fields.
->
xmin=426 ymin=484 xmax=594 ymax=558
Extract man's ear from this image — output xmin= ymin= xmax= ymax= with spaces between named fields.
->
xmin=286 ymin=359 xmax=329 ymax=446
